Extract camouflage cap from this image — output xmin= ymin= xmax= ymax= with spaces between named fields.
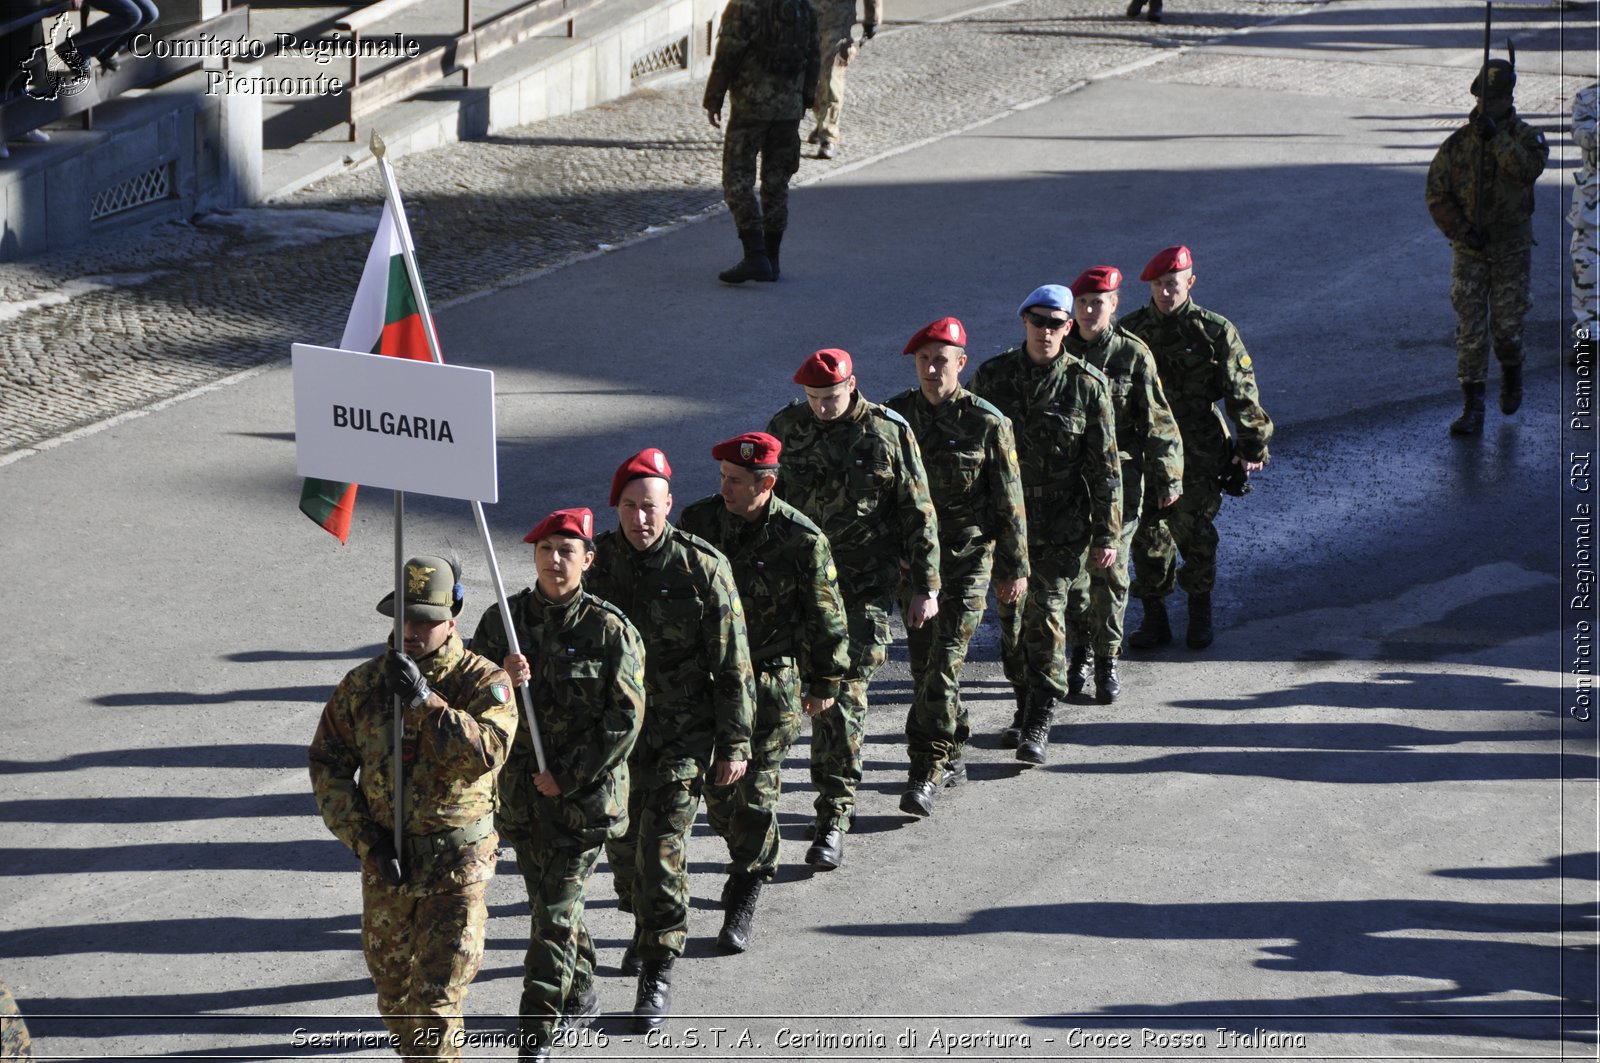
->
xmin=1471 ymin=59 xmax=1515 ymax=99
xmin=376 ymin=555 xmax=465 ymax=621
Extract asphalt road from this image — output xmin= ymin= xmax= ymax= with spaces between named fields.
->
xmin=0 ymin=0 xmax=1595 ymax=1059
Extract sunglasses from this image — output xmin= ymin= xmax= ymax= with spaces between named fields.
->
xmin=1024 ymin=311 xmax=1070 ymax=330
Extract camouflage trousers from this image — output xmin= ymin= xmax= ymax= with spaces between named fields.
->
xmin=0 ymin=981 xmax=32 ymax=1062
xmin=512 ymin=841 xmax=601 ymax=1044
xmin=899 ymin=566 xmax=988 ymax=780
xmin=1451 ymin=244 xmax=1532 ymax=383
xmin=722 ymin=117 xmax=802 ymax=234
xmin=606 ymin=762 xmax=704 ymax=957
xmin=705 ymin=664 xmax=803 ymax=877
xmin=810 ymin=593 xmax=891 ymax=832
xmin=1574 ymin=220 xmax=1598 ymax=338
xmin=1131 ymin=469 xmax=1223 ymax=598
xmin=360 ymin=866 xmax=489 ymax=1060
xmin=999 ymin=550 xmax=1088 ymax=702
xmin=1069 ymin=510 xmax=1140 ymax=655
xmin=811 ymin=12 xmax=857 ymax=144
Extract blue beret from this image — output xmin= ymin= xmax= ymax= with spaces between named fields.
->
xmin=1017 ymin=284 xmax=1072 ymax=316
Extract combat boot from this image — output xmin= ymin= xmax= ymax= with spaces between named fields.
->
xmin=1015 ymin=697 xmax=1055 ymax=766
xmin=1186 ymin=592 xmax=1214 ymax=650
xmin=805 ymin=823 xmax=845 ymax=869
xmin=1146 ymin=0 xmax=1162 ymax=20
xmin=1450 ymin=382 xmax=1486 ymax=435
xmin=1500 ymin=363 xmax=1523 ymax=414
xmin=1125 ymin=0 xmax=1144 ymax=15
xmin=763 ymin=230 xmax=783 ymax=281
xmin=942 ymin=758 xmax=967 ymax=788
xmin=1128 ymin=597 xmax=1172 ymax=649
xmin=557 ymin=981 xmax=600 ymax=1033
xmin=718 ymin=228 xmax=774 ymax=284
xmin=620 ymin=932 xmax=642 ymax=976
xmin=632 ymin=955 xmax=674 ymax=1032
xmin=1094 ymin=654 xmax=1120 ymax=704
xmin=1067 ymin=645 xmax=1091 ymax=696
xmin=517 ymin=1027 xmax=553 ymax=1061
xmin=717 ymin=872 xmax=763 ymax=953
xmin=900 ymin=777 xmax=936 ymax=817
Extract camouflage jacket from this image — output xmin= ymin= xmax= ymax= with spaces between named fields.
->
xmin=883 ymin=386 xmax=1029 ymax=585
xmin=0 ymin=980 xmax=30 ymax=1063
xmin=970 ymin=346 xmax=1121 ymax=553
xmin=704 ymin=0 xmax=820 ymax=122
xmin=586 ymin=524 xmax=755 ymax=778
xmin=1063 ymin=325 xmax=1184 ymax=512
xmin=1425 ymin=107 xmax=1549 ymax=253
xmin=678 ymin=493 xmax=850 ymax=699
xmin=308 ymin=632 xmax=516 ymax=889
xmin=471 ymin=588 xmax=645 ymax=850
xmin=1572 ymin=82 xmax=1598 ymax=227
xmin=766 ymin=390 xmax=941 ymax=602
xmin=1120 ymin=299 xmax=1274 ymax=472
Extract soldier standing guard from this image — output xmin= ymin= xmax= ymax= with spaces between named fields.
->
xmin=808 ymin=0 xmax=879 ymax=159
xmin=1121 ymin=245 xmax=1273 ymax=651
xmin=585 ymin=449 xmax=755 ymax=1032
xmin=705 ymin=0 xmax=820 ymax=284
xmin=678 ymin=432 xmax=850 ymax=950
xmin=1062 ymin=267 xmax=1183 ymax=703
xmin=470 ymin=509 xmax=646 ymax=1062
xmin=1425 ymin=58 xmax=1549 ymax=434
xmin=885 ymin=318 xmax=1028 ymax=815
xmin=766 ymin=349 xmax=941 ymax=868
xmin=971 ymin=287 xmax=1120 ymax=765
xmin=309 ymin=556 xmax=517 ymax=1061
xmin=1570 ymin=81 xmax=1598 ymax=360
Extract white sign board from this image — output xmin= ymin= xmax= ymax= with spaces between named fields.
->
xmin=291 ymin=343 xmax=498 ymax=503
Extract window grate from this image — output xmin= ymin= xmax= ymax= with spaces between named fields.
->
xmin=91 ymin=165 xmax=172 ymax=221
xmin=629 ymin=35 xmax=688 ymax=83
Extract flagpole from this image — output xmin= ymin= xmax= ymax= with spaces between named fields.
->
xmin=393 ymin=489 xmax=406 ymax=859
xmin=369 ymin=131 xmax=549 ymax=775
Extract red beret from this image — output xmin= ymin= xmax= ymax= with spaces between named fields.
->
xmin=793 ymin=348 xmax=853 ymax=387
xmin=902 ymin=317 xmax=966 ymax=355
xmin=608 ymin=447 xmax=671 ymax=507
xmin=523 ymin=507 xmax=595 ymax=543
xmin=1139 ymin=245 xmax=1193 ymax=282
xmin=1070 ymin=266 xmax=1122 ymax=295
xmin=711 ymin=431 xmax=782 ymax=468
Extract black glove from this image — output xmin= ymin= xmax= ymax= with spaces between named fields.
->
xmin=368 ymin=836 xmax=406 ymax=886
xmin=386 ymin=649 xmax=431 ymax=708
xmin=1473 ymin=111 xmax=1497 ymax=140
xmin=1217 ymin=458 xmax=1252 ymax=498
xmin=1464 ymin=225 xmax=1487 ymax=251
xmin=862 ymin=21 xmax=877 ymax=39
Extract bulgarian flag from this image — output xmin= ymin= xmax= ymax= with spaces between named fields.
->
xmin=298 ymin=199 xmax=436 ymax=542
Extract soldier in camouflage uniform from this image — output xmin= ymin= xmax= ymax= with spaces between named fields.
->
xmin=766 ymin=348 xmax=941 ymax=868
xmin=471 ymin=508 xmax=645 ymax=1061
xmin=309 ymin=556 xmax=517 ymax=1061
xmin=678 ymin=431 xmax=850 ymax=950
xmin=1062 ymin=267 xmax=1183 ymax=703
xmin=1571 ymin=81 xmax=1598 ymax=360
xmin=971 ymin=286 xmax=1120 ymax=766
xmin=704 ymin=0 xmax=820 ymax=283
xmin=885 ymin=318 xmax=1028 ymax=815
xmin=1425 ymin=59 xmax=1549 ymax=434
xmin=808 ymin=0 xmax=880 ymax=158
xmin=585 ymin=449 xmax=755 ymax=1033
xmin=0 ymin=981 xmax=32 ymax=1062
xmin=1121 ymin=245 xmax=1273 ymax=652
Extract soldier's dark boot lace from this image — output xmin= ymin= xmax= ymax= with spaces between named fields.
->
xmin=718 ymin=228 xmax=775 ymax=284
xmin=1500 ymin=364 xmax=1523 ymax=414
xmin=1128 ymin=597 xmax=1172 ymax=649
xmin=1186 ymin=592 xmax=1214 ymax=650
xmin=1094 ymin=654 xmax=1120 ymax=704
xmin=762 ymin=231 xmax=783 ymax=281
xmin=1015 ymin=699 xmax=1055 ymax=765
xmin=999 ymin=691 xmax=1026 ymax=748
xmin=1067 ymin=645 xmax=1091 ymax=696
xmin=1450 ymin=382 xmax=1486 ymax=435
xmin=632 ymin=956 xmax=674 ymax=1032
xmin=718 ymin=873 xmax=763 ymax=953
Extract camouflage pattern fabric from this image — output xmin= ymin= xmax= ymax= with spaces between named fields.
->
xmin=809 ymin=595 xmax=892 ymax=828
xmin=586 ymin=523 xmax=755 ymax=956
xmin=1448 ymin=245 xmax=1534 ymax=382
xmin=0 ymin=981 xmax=31 ymax=1062
xmin=885 ymin=385 xmax=1027 ymax=777
xmin=1425 ymin=106 xmax=1548 ymax=253
xmin=705 ymin=0 xmax=820 ymax=123
xmin=720 ymin=118 xmax=803 ymax=234
xmin=809 ymin=0 xmax=878 ymax=143
xmin=1121 ymin=299 xmax=1272 ymax=599
xmin=510 ymin=841 xmax=601 ymax=1045
xmin=1062 ymin=325 xmax=1183 ymax=654
xmin=1571 ymin=83 xmax=1598 ymax=339
xmin=970 ymin=345 xmax=1119 ymax=701
xmin=678 ymin=493 xmax=850 ymax=875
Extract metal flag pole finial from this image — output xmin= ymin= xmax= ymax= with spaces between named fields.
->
xmin=370 ymin=130 xmax=386 ymax=159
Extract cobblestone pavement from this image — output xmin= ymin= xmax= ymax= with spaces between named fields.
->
xmin=0 ymin=0 xmax=1585 ymax=458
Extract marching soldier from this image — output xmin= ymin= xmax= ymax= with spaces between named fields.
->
xmin=309 ymin=556 xmax=517 ymax=1060
xmin=884 ymin=317 xmax=1028 ymax=815
xmin=971 ymin=286 xmax=1119 ymax=765
xmin=808 ymin=0 xmax=880 ymax=159
xmin=585 ymin=449 xmax=755 ymax=1033
xmin=1062 ymin=267 xmax=1183 ymax=702
xmin=766 ymin=348 xmax=940 ymax=868
xmin=471 ymin=509 xmax=646 ymax=1061
xmin=678 ymin=431 xmax=850 ymax=950
xmin=1121 ymin=245 xmax=1273 ymax=651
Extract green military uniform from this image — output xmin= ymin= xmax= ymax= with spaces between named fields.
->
xmin=309 ymin=617 xmax=516 ymax=1060
xmin=1061 ymin=325 xmax=1183 ymax=657
xmin=766 ymin=391 xmax=940 ymax=836
xmin=471 ymin=587 xmax=645 ymax=1051
xmin=1121 ymin=299 xmax=1272 ymax=604
xmin=970 ymin=346 xmax=1120 ymax=714
xmin=0 ymin=981 xmax=32 ymax=1062
xmin=586 ymin=525 xmax=755 ymax=958
xmin=678 ymin=493 xmax=849 ymax=876
xmin=884 ymin=385 xmax=1027 ymax=782
xmin=810 ymin=0 xmax=880 ymax=151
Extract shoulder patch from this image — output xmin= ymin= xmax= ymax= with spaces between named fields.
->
xmin=1239 ymin=353 xmax=1253 ymax=371
xmin=825 ymin=560 xmax=838 ymax=582
xmin=732 ymin=595 xmax=744 ymax=618
xmin=490 ymin=682 xmax=512 ymax=704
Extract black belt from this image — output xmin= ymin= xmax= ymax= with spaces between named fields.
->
xmin=402 ymin=814 xmax=495 ymax=860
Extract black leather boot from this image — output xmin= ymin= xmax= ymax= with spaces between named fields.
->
xmin=620 ymin=932 xmax=642 ymax=976
xmin=1500 ymin=363 xmax=1522 ymax=414
xmin=1067 ymin=645 xmax=1091 ymax=696
xmin=763 ymin=230 xmax=782 ymax=281
xmin=718 ymin=228 xmax=774 ymax=284
xmin=1128 ymin=597 xmax=1172 ymax=649
xmin=556 ymin=980 xmax=599 ymax=1033
xmin=718 ymin=872 xmax=763 ymax=952
xmin=1125 ymin=0 xmax=1144 ymax=15
xmin=1094 ymin=653 xmax=1120 ymax=704
xmin=1186 ymin=592 xmax=1214 ymax=650
xmin=999 ymin=690 xmax=1026 ymax=748
xmin=805 ymin=822 xmax=845 ymax=869
xmin=632 ymin=955 xmax=674 ymax=1032
xmin=1015 ymin=697 xmax=1055 ymax=765
xmin=1450 ymin=381 xmax=1486 ymax=435
xmin=1147 ymin=0 xmax=1162 ymax=20
xmin=900 ymin=777 xmax=935 ymax=817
